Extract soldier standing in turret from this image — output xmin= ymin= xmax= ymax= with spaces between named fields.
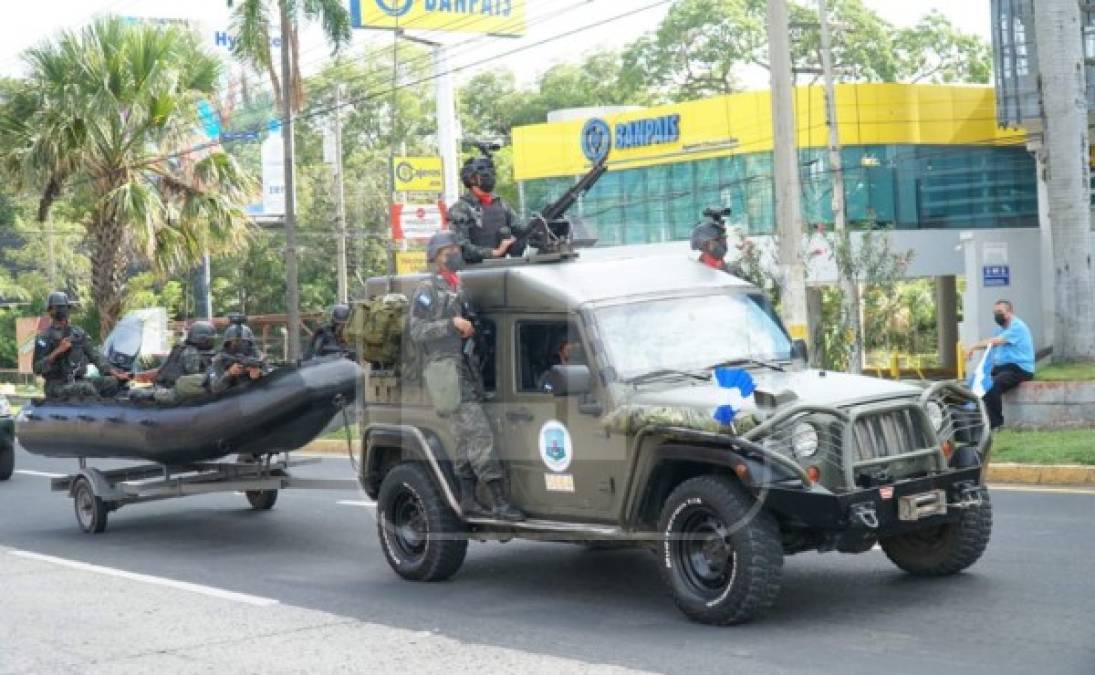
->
xmin=32 ymin=291 xmax=131 ymax=400
xmin=447 ymin=150 xmax=526 ymax=263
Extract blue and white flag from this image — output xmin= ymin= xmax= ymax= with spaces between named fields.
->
xmin=712 ymin=367 xmax=756 ymax=426
xmin=967 ymin=345 xmax=994 ymax=398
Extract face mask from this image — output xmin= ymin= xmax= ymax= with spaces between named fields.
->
xmin=477 ymin=172 xmax=496 ymax=193
xmin=445 ymin=252 xmax=466 ymax=272
xmin=994 ymin=313 xmax=1008 ymax=328
xmin=53 ymin=308 xmax=69 ymax=322
xmin=710 ymin=242 xmax=729 ymax=260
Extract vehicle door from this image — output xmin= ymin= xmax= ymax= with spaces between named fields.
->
xmin=495 ymin=315 xmax=626 ymax=521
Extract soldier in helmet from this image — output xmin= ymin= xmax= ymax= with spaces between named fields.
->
xmin=32 ymin=291 xmax=131 ymax=400
xmin=447 ymin=152 xmax=527 ymax=263
xmin=209 ymin=317 xmax=269 ymax=395
xmin=691 ymin=207 xmax=749 ymax=277
xmin=130 ymin=321 xmax=218 ymax=405
xmin=409 ymin=231 xmax=525 ymax=522
xmin=305 ymin=304 xmax=353 ymax=360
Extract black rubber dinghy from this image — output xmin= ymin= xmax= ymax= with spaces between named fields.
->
xmin=15 ymin=357 xmax=363 ymax=465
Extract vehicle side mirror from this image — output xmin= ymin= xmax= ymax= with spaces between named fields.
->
xmin=791 ymin=339 xmax=809 ymax=364
xmin=545 ymin=365 xmax=592 ymax=397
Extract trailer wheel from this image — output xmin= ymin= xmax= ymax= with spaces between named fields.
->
xmin=245 ymin=489 xmax=279 ymax=510
xmin=377 ymin=463 xmax=467 ymax=582
xmin=0 ymin=444 xmax=13 ymax=481
xmin=657 ymin=475 xmax=783 ymax=626
xmin=73 ymin=477 xmax=108 ymax=534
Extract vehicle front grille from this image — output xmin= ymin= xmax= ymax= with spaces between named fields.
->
xmin=852 ymin=408 xmax=933 ymax=461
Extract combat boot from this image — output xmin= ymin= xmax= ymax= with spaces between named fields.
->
xmin=486 ymin=480 xmax=526 ymax=522
xmin=459 ymin=477 xmax=491 ymax=519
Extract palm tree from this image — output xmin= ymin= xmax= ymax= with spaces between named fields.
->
xmin=0 ymin=18 xmax=256 ymax=338
xmin=227 ymin=0 xmax=352 ymax=111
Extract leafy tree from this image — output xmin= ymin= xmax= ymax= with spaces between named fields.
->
xmin=227 ymin=0 xmax=351 ymax=112
xmin=893 ymin=11 xmax=992 ymax=84
xmin=0 ymin=19 xmax=256 ymax=337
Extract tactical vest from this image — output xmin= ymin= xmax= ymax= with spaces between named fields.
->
xmin=462 ymin=196 xmax=511 ymax=249
xmin=39 ymin=327 xmax=89 ymax=382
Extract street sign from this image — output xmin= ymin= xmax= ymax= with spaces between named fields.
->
xmin=260 ymin=131 xmax=286 ymax=216
xmin=982 ymin=265 xmax=1011 ymax=287
xmin=391 ymin=202 xmax=447 ymax=241
xmin=350 ymin=0 xmax=527 ymax=37
xmin=395 ymin=250 xmax=428 ymax=275
xmin=392 ymin=156 xmax=445 ymax=193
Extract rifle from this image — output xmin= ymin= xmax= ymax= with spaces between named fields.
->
xmin=520 ymin=158 xmax=608 ymax=254
xmin=460 ymin=300 xmax=494 ymax=383
xmin=221 ymin=352 xmax=272 ymax=375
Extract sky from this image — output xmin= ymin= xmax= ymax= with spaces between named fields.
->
xmin=0 ymin=0 xmax=993 ymax=88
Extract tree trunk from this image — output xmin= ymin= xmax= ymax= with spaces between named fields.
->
xmin=1036 ymin=0 xmax=1095 ymax=361
xmin=88 ymin=219 xmax=128 ymax=340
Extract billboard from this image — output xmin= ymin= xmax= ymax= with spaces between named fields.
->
xmin=392 ymin=156 xmax=445 ymax=192
xmin=350 ymin=0 xmax=526 ymax=37
xmin=391 ymin=202 xmax=447 ymax=240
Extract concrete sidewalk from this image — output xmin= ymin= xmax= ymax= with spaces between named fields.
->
xmin=0 ymin=547 xmax=645 ymax=675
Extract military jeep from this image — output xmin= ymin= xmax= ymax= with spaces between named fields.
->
xmin=356 ymin=247 xmax=992 ymax=626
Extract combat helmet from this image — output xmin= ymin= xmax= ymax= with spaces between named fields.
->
xmin=185 ymin=321 xmax=216 ymax=351
xmin=427 ymin=231 xmax=460 ymax=262
xmin=330 ymin=304 xmax=351 ymax=325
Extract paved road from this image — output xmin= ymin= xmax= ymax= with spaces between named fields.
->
xmin=1 ymin=445 xmax=1093 ymax=674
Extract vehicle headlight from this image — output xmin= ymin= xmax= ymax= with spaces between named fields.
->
xmin=791 ymin=422 xmax=819 ymax=459
xmin=925 ymin=400 xmax=946 ymax=433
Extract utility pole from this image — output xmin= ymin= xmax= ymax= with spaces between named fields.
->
xmin=279 ymin=0 xmax=302 ymax=360
xmin=768 ymin=0 xmax=809 ymax=344
xmin=1035 ymin=0 xmax=1095 ymax=361
xmin=817 ymin=0 xmax=861 ymax=372
xmin=333 ymin=85 xmax=349 ymax=303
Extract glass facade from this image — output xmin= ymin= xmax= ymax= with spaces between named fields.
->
xmin=520 ymin=144 xmax=1037 ymax=246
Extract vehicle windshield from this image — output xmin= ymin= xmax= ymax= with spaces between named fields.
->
xmin=594 ymin=293 xmax=792 ymax=382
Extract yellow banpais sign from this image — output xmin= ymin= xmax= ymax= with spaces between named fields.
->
xmin=392 ymin=156 xmax=445 ymax=192
xmin=351 ymin=0 xmax=526 ymax=37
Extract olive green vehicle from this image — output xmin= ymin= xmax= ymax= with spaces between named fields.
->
xmin=356 ymin=247 xmax=993 ymax=626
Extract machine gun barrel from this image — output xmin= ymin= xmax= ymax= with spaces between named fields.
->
xmin=522 ymin=158 xmax=608 ymax=253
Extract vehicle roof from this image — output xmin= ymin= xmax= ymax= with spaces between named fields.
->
xmin=365 ymin=244 xmax=754 ymax=311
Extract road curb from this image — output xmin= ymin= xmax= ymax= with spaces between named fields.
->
xmin=298 ymin=440 xmax=1094 ymax=486
xmin=987 ymin=462 xmax=1095 ymax=486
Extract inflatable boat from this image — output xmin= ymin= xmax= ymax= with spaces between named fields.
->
xmin=15 ymin=357 xmax=363 ymax=465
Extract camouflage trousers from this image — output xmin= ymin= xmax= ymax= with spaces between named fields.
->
xmin=132 ymin=374 xmax=209 ymax=405
xmin=448 ymin=401 xmax=503 ymax=483
xmin=44 ymin=377 xmax=124 ymax=401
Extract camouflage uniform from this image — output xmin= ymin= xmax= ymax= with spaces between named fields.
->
xmin=409 ymin=272 xmax=502 ymax=483
xmin=447 ymin=192 xmax=526 ymax=263
xmin=208 ymin=346 xmax=268 ymax=395
xmin=305 ymin=326 xmax=351 ymax=360
xmin=32 ymin=324 xmax=124 ymax=400
xmin=144 ymin=345 xmax=216 ymax=405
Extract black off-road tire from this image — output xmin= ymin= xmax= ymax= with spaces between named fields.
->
xmin=245 ymin=490 xmax=279 ymax=510
xmin=881 ymin=493 xmax=993 ymax=576
xmin=657 ymin=474 xmax=783 ymax=626
xmin=0 ymin=445 xmax=13 ymax=481
xmin=377 ymin=463 xmax=468 ymax=582
xmin=73 ymin=477 xmax=109 ymax=534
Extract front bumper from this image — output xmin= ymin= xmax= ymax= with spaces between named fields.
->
xmin=758 ymin=467 xmax=985 ymax=536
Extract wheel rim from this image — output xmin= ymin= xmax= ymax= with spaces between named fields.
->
xmin=389 ymin=489 xmax=428 ymax=560
xmin=672 ymin=505 xmax=737 ymax=599
xmin=75 ymin=484 xmax=95 ymax=528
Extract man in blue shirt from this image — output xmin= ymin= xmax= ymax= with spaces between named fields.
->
xmin=968 ymin=300 xmax=1035 ymax=429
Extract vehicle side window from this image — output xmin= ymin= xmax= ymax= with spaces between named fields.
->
xmin=516 ymin=321 xmax=581 ymax=393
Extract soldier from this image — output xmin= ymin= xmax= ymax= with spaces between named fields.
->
xmin=130 ymin=321 xmax=217 ymax=405
xmin=447 ymin=154 xmax=525 ymax=263
xmin=209 ymin=319 xmax=269 ymax=395
xmin=305 ymin=304 xmax=353 ymax=360
xmin=691 ymin=208 xmax=749 ymax=277
xmin=32 ymin=291 xmax=131 ymax=400
xmin=410 ymin=231 xmax=525 ymax=522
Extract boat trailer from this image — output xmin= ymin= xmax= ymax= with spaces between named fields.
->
xmin=49 ymin=455 xmax=359 ymax=534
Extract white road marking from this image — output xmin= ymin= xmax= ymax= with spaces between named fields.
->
xmin=337 ymin=500 xmax=377 ymax=509
xmin=989 ymin=484 xmax=1095 ymax=496
xmin=8 ymin=551 xmax=280 ymax=607
xmin=14 ymin=470 xmax=65 ymax=478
